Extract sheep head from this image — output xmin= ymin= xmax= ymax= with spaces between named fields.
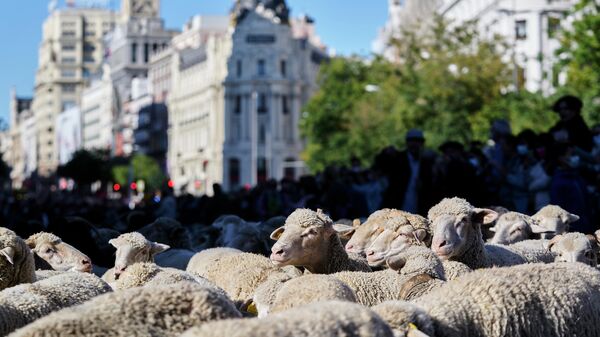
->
xmin=26 ymin=232 xmax=92 ymax=273
xmin=344 ymin=209 xmax=407 ymax=256
xmin=531 ymin=205 xmax=579 ymax=239
xmin=428 ymin=198 xmax=497 ymax=260
xmin=270 ymin=209 xmax=336 ymax=267
xmin=547 ymin=232 xmax=599 ymax=266
xmin=109 ymin=232 xmax=169 ymax=277
xmin=366 ymin=223 xmax=428 ymax=268
xmin=488 ymin=212 xmax=543 ymax=245
xmin=0 ymin=227 xmax=36 ymax=290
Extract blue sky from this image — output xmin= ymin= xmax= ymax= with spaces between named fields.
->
xmin=0 ymin=1 xmax=388 ymax=124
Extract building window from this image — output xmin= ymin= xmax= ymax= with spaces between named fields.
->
xmin=234 ymin=95 xmax=242 ymax=114
xmin=62 ymin=44 xmax=76 ymax=51
xmin=61 ymin=69 xmax=76 ymax=78
xmin=515 ymin=20 xmax=527 ymax=40
xmin=280 ymin=60 xmax=287 ymax=77
xmin=548 ymin=16 xmax=561 ymax=39
xmin=282 ymin=95 xmax=290 ymax=114
xmin=258 ymin=93 xmax=268 ymax=114
xmin=259 ymin=124 xmax=266 ymax=144
xmin=258 ymin=59 xmax=266 ymax=76
xmin=83 ymin=69 xmax=91 ymax=78
xmin=257 ymin=157 xmax=267 ymax=183
xmin=62 ymin=31 xmax=76 ymax=37
xmin=83 ymin=55 xmax=94 ymax=63
xmin=62 ymin=101 xmax=76 ymax=111
xmin=61 ymin=57 xmax=76 ymax=64
xmin=61 ymin=84 xmax=76 ymax=93
xmin=131 ymin=43 xmax=138 ymax=63
xmin=237 ymin=60 xmax=242 ymax=78
xmin=229 ymin=158 xmax=241 ymax=188
xmin=83 ymin=44 xmax=95 ymax=52
xmin=284 ymin=157 xmax=296 ymax=180
xmin=144 ymin=43 xmax=150 ymax=63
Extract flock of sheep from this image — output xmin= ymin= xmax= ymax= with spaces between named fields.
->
xmin=1 ymin=197 xmax=600 ymax=337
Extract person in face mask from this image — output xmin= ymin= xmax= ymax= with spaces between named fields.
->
xmin=549 ymin=95 xmax=594 ymax=152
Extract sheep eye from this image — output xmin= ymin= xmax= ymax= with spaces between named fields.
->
xmin=45 ymin=248 xmax=53 ymax=254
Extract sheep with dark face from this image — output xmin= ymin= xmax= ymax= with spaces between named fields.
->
xmin=428 ymin=198 xmax=553 ymax=269
xmin=270 ymin=209 xmax=371 ymax=274
xmin=26 ymin=233 xmax=93 ymax=273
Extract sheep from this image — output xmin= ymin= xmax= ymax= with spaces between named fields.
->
xmin=371 ymin=262 xmax=600 ymax=337
xmin=0 ymin=227 xmax=36 ymax=290
xmin=33 ymin=270 xmax=64 ymax=281
xmin=211 ymin=215 xmax=271 ymax=255
xmin=428 ymin=198 xmax=553 ymax=269
xmin=531 ymin=205 xmax=579 ymax=238
xmin=545 ymin=232 xmax=599 ymax=266
xmin=186 ymin=247 xmax=242 ymax=275
xmin=344 ymin=208 xmax=409 ymax=256
xmin=180 ymin=301 xmax=394 ymax=337
xmin=487 ymin=212 xmax=552 ymax=245
xmin=251 ymin=271 xmax=297 ymax=317
xmin=101 ymin=231 xmax=170 ymax=282
xmin=26 ymin=232 xmax=93 ymax=273
xmin=10 ymin=283 xmax=241 ymax=337
xmin=154 ymin=248 xmax=196 ymax=270
xmin=194 ymin=252 xmax=302 ymax=305
xmin=364 ymin=219 xmax=471 ymax=281
xmin=270 ymin=208 xmax=371 ymax=274
xmin=267 ymin=274 xmax=357 ymax=314
xmin=0 ymin=272 xmax=112 ymax=336
xmin=111 ymin=262 xmax=226 ymax=297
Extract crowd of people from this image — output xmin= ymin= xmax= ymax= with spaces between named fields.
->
xmin=0 ymin=95 xmax=599 ymax=235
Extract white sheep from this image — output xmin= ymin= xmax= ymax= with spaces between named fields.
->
xmin=185 ymin=247 xmax=242 ymax=276
xmin=10 ymin=283 xmax=241 ymax=337
xmin=0 ymin=272 xmax=111 ymax=335
xmin=270 ymin=209 xmax=371 ymax=274
xmin=428 ymin=198 xmax=553 ymax=269
xmin=531 ymin=205 xmax=579 ymax=238
xmin=193 ymin=252 xmax=302 ymax=305
xmin=101 ymin=231 xmax=170 ymax=282
xmin=372 ymin=262 xmax=600 ymax=337
xmin=487 ymin=212 xmax=552 ymax=245
xmin=267 ymin=274 xmax=357 ymax=314
xmin=0 ymin=227 xmax=36 ymax=290
xmin=546 ymin=232 xmax=599 ymax=266
xmin=26 ymin=232 xmax=93 ymax=273
xmin=343 ymin=208 xmax=410 ymax=256
xmin=180 ymin=301 xmax=394 ymax=337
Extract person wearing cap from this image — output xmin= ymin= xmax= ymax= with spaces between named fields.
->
xmin=549 ymin=95 xmax=593 ymax=152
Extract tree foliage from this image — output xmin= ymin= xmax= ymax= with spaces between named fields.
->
xmin=112 ymin=154 xmax=165 ymax=192
xmin=300 ymin=17 xmax=558 ymax=172
xmin=556 ymin=0 xmax=600 ymax=126
xmin=57 ymin=149 xmax=111 ymax=186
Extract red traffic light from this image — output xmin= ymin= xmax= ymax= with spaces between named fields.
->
xmin=113 ymin=183 xmax=121 ymax=191
xmin=130 ymin=182 xmax=137 ymax=190
xmin=167 ymin=180 xmax=174 ymax=188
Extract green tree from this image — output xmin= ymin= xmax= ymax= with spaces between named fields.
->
xmin=57 ymin=149 xmax=111 ymax=186
xmin=112 ymin=154 xmax=166 ymax=192
xmin=556 ymin=0 xmax=600 ymax=125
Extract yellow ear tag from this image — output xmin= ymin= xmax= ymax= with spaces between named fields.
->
xmin=247 ymin=301 xmax=258 ymax=315
xmin=408 ymin=323 xmax=418 ymax=330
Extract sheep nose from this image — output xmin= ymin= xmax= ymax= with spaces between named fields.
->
xmin=366 ymin=250 xmax=375 ymax=256
xmin=82 ymin=259 xmax=91 ymax=265
xmin=345 ymin=243 xmax=354 ymax=250
xmin=272 ymin=248 xmax=284 ymax=256
xmin=435 ymin=241 xmax=447 ymax=249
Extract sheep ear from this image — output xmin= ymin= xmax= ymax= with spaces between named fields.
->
xmin=595 ymin=230 xmax=600 ymax=243
xmin=150 ymin=242 xmax=170 ymax=256
xmin=473 ymin=208 xmax=498 ymax=226
xmin=0 ymin=247 xmax=15 ymax=265
xmin=562 ymin=213 xmax=579 ymax=224
xmin=546 ymin=235 xmax=562 ymax=252
xmin=270 ymin=227 xmax=285 ymax=241
xmin=386 ymin=255 xmax=406 ymax=271
xmin=488 ymin=226 xmax=497 ymax=233
xmin=407 ymin=324 xmax=431 ymax=337
xmin=108 ymin=238 xmax=122 ymax=248
xmin=413 ymin=229 xmax=427 ymax=243
xmin=332 ymin=224 xmax=356 ymax=238
xmin=352 ymin=219 xmax=361 ymax=228
xmin=25 ymin=237 xmax=37 ymax=249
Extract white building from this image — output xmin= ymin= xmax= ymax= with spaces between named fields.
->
xmin=81 ymin=65 xmax=116 ymax=150
xmin=222 ymin=2 xmax=327 ymax=191
xmin=30 ymin=6 xmax=116 ymax=176
xmin=437 ymin=0 xmax=574 ymax=93
xmin=7 ymin=90 xmax=34 ymax=188
xmin=376 ymin=0 xmax=575 ymax=93
xmin=166 ymin=1 xmax=328 ymax=195
xmin=56 ymin=106 xmax=82 ymax=165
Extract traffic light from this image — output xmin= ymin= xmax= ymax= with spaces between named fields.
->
xmin=113 ymin=183 xmax=121 ymax=192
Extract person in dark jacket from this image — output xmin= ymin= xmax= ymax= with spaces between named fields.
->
xmin=549 ymin=95 xmax=593 ymax=152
